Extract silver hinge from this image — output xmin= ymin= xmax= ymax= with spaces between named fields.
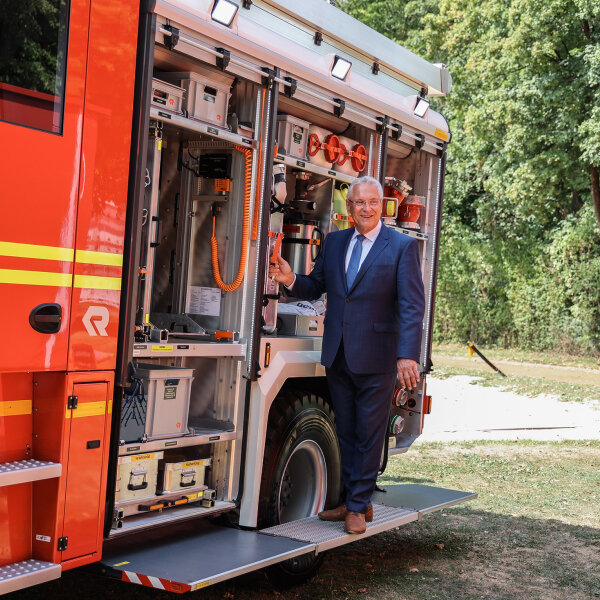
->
xmin=67 ymin=396 xmax=78 ymax=409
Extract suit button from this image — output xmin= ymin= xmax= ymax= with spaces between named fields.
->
xmin=345 ymin=298 xmax=350 ymax=303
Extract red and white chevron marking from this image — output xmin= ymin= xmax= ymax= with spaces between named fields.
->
xmin=121 ymin=570 xmax=191 ymax=593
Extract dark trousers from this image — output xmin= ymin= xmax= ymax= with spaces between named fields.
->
xmin=326 ymin=343 xmax=396 ymax=514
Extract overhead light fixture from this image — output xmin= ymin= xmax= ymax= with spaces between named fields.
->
xmin=331 ymin=56 xmax=352 ymax=81
xmin=414 ymin=96 xmax=430 ymax=118
xmin=211 ymin=0 xmax=239 ymax=27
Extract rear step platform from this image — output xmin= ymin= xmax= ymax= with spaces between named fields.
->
xmin=100 ymin=485 xmax=475 ymax=593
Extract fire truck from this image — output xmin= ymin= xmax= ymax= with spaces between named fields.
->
xmin=0 ymin=0 xmax=475 ymax=594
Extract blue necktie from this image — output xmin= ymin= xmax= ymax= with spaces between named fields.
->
xmin=346 ymin=234 xmax=365 ymax=289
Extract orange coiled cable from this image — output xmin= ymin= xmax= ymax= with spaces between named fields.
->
xmin=211 ymin=145 xmax=252 ymax=292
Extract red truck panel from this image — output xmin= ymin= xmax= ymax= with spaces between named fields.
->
xmin=68 ymin=0 xmax=139 ymax=372
xmin=0 ymin=0 xmax=91 ymax=373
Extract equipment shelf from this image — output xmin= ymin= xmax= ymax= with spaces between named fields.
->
xmin=132 ymin=341 xmax=247 ymax=359
xmin=119 ymin=430 xmax=237 ymax=456
xmin=389 ymin=226 xmax=429 ymax=241
xmin=274 ymin=153 xmax=355 ymax=184
xmin=109 ymin=501 xmax=236 ymax=537
xmin=150 ymin=107 xmax=256 ymax=149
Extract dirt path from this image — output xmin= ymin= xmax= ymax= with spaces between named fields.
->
xmin=419 ymin=375 xmax=600 ymax=442
xmin=433 ymin=353 xmax=600 ymax=385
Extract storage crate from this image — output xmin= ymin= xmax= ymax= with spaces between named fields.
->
xmin=159 ymin=458 xmax=212 ymax=493
xmin=277 ymin=114 xmax=311 ymax=159
xmin=134 ymin=363 xmax=194 ymax=439
xmin=151 ymin=78 xmax=185 ymax=114
xmin=116 ymin=452 xmax=164 ymax=503
xmin=161 ymin=68 xmax=233 ymax=128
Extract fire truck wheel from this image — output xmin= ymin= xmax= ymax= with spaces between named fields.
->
xmin=259 ymin=390 xmax=342 ymax=586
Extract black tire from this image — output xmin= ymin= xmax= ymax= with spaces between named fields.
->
xmin=258 ymin=390 xmax=342 ymax=587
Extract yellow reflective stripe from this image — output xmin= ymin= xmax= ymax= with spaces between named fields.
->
xmin=108 ymin=400 xmax=113 ymax=414
xmin=0 ymin=400 xmax=32 ymax=416
xmin=66 ymin=401 xmax=107 ymax=419
xmin=0 ymin=241 xmax=74 ymax=262
xmin=0 ymin=269 xmax=72 ymax=287
xmin=73 ymin=274 xmax=122 ymax=290
xmin=76 ymin=250 xmax=123 ymax=267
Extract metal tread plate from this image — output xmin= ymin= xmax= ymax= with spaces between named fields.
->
xmin=372 ymin=484 xmax=477 ymax=515
xmin=0 ymin=459 xmax=61 ymax=487
xmin=260 ymin=504 xmax=418 ymax=552
xmin=0 ymin=559 xmax=61 ymax=594
xmin=102 ymin=524 xmax=314 ymax=592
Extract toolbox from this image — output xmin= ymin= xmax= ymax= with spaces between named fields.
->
xmin=151 ymin=78 xmax=185 ymax=114
xmin=277 ymin=114 xmax=311 ymax=159
xmin=159 ymin=458 xmax=212 ymax=493
xmin=116 ymin=452 xmax=164 ymax=503
xmin=161 ymin=68 xmax=233 ymax=128
xmin=134 ymin=363 xmax=194 ymax=439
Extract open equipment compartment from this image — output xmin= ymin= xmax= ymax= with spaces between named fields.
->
xmin=112 ymin=39 xmax=266 ymax=533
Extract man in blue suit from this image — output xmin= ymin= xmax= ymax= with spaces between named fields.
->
xmin=270 ymin=176 xmax=425 ymax=534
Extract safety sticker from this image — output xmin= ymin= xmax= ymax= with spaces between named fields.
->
xmin=35 ymin=534 xmax=51 ymax=543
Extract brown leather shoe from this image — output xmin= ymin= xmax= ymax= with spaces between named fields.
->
xmin=318 ymin=504 xmax=373 ymax=522
xmin=344 ymin=511 xmax=366 ymax=534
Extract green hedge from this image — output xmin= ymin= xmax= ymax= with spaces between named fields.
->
xmin=434 ymin=204 xmax=600 ymax=355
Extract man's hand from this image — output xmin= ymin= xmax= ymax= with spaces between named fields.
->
xmin=397 ymin=358 xmax=420 ymax=391
xmin=268 ymin=255 xmax=295 ymax=288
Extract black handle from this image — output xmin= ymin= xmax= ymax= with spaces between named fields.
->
xmin=29 ymin=303 xmax=62 ymax=334
xmin=128 ymin=481 xmax=148 ymax=491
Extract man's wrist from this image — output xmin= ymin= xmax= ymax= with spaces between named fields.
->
xmin=284 ymin=274 xmax=296 ymax=289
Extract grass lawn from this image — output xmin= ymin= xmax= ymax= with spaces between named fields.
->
xmin=13 ymin=441 xmax=599 ymax=600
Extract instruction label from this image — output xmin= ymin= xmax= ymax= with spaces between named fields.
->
xmin=187 ymin=286 xmax=221 ymax=316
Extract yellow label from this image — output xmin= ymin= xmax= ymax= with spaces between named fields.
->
xmin=434 ymin=128 xmax=449 ymax=141
xmin=151 ymin=345 xmax=173 ymax=352
xmin=182 ymin=460 xmax=208 ymax=468
xmin=195 ymin=581 xmax=210 ymax=590
xmin=158 ymin=139 xmax=162 ymax=151
xmin=113 ymin=561 xmax=130 ymax=567
xmin=0 ymin=399 xmax=32 ymax=417
xmin=132 ymin=453 xmax=156 ymax=462
xmin=184 ymin=492 xmax=200 ymax=500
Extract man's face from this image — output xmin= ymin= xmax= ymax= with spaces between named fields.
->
xmin=346 ymin=182 xmax=383 ymax=234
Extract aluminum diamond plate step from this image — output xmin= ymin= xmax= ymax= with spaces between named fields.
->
xmin=260 ymin=504 xmax=418 ymax=552
xmin=0 ymin=459 xmax=61 ymax=487
xmin=0 ymin=559 xmax=61 ymax=594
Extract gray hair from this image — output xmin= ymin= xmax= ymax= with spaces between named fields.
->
xmin=346 ymin=176 xmax=383 ymax=201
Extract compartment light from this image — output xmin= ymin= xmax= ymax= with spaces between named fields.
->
xmin=414 ymin=96 xmax=430 ymax=118
xmin=211 ymin=0 xmax=239 ymax=27
xmin=331 ymin=56 xmax=352 ymax=80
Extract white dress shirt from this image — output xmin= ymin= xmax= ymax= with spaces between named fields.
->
xmin=344 ymin=220 xmax=382 ymax=272
xmin=285 ymin=221 xmax=383 ymax=289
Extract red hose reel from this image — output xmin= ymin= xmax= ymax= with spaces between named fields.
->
xmin=308 ymin=133 xmax=367 ymax=172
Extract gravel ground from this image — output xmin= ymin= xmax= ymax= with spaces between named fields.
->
xmin=418 ymin=375 xmax=600 ymax=442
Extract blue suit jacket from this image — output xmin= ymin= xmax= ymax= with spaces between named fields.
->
xmin=291 ymin=224 xmax=425 ymax=374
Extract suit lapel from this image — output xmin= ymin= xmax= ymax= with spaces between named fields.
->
xmin=347 ymin=224 xmax=390 ymax=294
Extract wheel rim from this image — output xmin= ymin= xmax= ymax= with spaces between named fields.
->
xmin=277 ymin=439 xmax=327 ymax=523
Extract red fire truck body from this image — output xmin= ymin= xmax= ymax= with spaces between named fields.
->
xmin=0 ymin=0 xmax=473 ymax=593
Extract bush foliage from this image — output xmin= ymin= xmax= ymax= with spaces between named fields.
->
xmin=340 ymin=0 xmax=600 ymax=355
